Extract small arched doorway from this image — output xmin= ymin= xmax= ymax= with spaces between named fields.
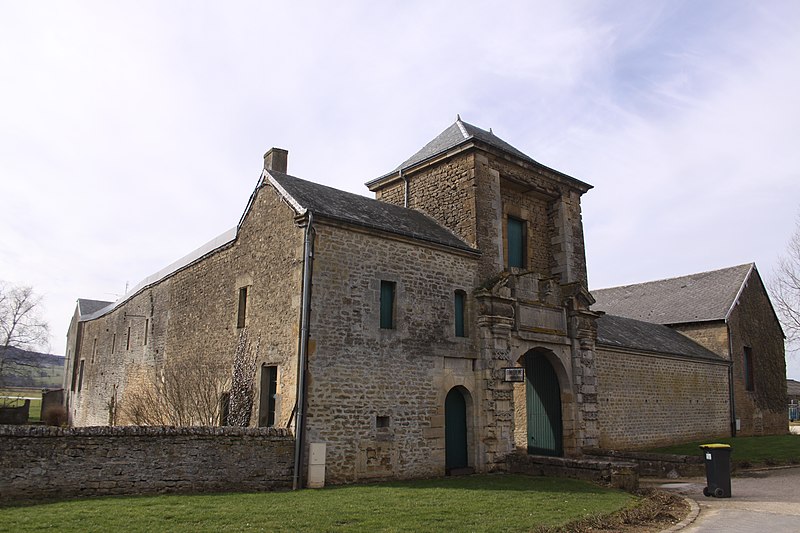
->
xmin=445 ymin=387 xmax=469 ymax=472
xmin=525 ymin=350 xmax=563 ymax=456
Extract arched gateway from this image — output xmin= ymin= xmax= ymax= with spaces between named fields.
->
xmin=524 ymin=350 xmax=563 ymax=456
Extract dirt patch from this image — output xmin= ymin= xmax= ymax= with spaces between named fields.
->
xmin=536 ymin=489 xmax=690 ymax=533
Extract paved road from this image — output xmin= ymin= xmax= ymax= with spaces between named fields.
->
xmin=649 ymin=467 xmax=800 ymax=532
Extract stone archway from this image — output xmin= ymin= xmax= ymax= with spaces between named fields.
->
xmin=523 ymin=348 xmax=564 ymax=456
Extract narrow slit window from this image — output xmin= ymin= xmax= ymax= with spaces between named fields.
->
xmin=237 ymin=287 xmax=248 ymax=329
xmin=111 ymin=333 xmax=116 ymax=354
xmin=144 ymin=318 xmax=149 ymax=346
xmin=507 ymin=216 xmax=526 ymax=268
xmin=126 ymin=327 xmax=131 ymax=350
xmin=454 ymin=290 xmax=466 ymax=337
xmin=258 ymin=365 xmax=278 ymax=427
xmin=91 ymin=338 xmax=97 ymax=363
xmin=743 ymin=346 xmax=755 ymax=391
xmin=77 ymin=360 xmax=85 ymax=392
xmin=380 ymin=280 xmax=396 ymax=329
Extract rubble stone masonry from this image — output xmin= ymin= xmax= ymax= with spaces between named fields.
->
xmin=0 ymin=426 xmax=293 ymax=501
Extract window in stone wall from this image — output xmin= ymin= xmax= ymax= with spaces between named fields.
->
xmin=455 ymin=290 xmax=467 ymax=337
xmin=237 ymin=286 xmax=248 ymax=329
xmin=126 ymin=326 xmax=131 ymax=350
xmin=258 ymin=364 xmax=278 ymax=427
xmin=380 ymin=280 xmax=396 ymax=329
xmin=91 ymin=338 xmax=97 ymax=363
xmin=507 ymin=216 xmax=527 ymax=268
xmin=77 ymin=359 xmax=85 ymax=392
xmin=111 ymin=333 xmax=116 ymax=354
xmin=743 ymin=346 xmax=755 ymax=391
xmin=144 ymin=318 xmax=149 ymax=345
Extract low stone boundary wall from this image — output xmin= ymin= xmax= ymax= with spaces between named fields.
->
xmin=1 ymin=425 xmax=294 ymax=501
xmin=583 ymin=449 xmax=704 ymax=478
xmin=507 ymin=453 xmax=639 ymax=491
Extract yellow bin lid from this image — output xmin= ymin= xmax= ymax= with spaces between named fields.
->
xmin=699 ymin=443 xmax=731 ymax=449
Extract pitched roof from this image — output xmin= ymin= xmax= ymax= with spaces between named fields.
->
xmin=77 ymin=298 xmax=113 ymax=316
xmin=367 ymin=117 xmax=591 ymax=191
xmin=391 ymin=118 xmax=538 ymax=173
xmin=788 ymin=379 xmax=800 ymax=397
xmin=591 ymin=264 xmax=754 ymax=325
xmin=597 ymin=314 xmax=726 ymax=362
xmin=266 ymin=170 xmax=477 ymax=254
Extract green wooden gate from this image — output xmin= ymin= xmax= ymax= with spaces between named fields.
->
xmin=445 ymin=388 xmax=468 ymax=471
xmin=525 ymin=353 xmax=563 ymax=456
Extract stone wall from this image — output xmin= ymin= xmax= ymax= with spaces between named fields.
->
xmin=67 ymin=183 xmax=304 ymax=429
xmin=726 ymin=270 xmax=787 ymax=435
xmin=595 ymin=347 xmax=730 ymax=449
xmin=305 ymin=222 xmax=482 ymax=483
xmin=507 ymin=452 xmax=638 ymax=491
xmin=0 ymin=426 xmax=293 ymax=501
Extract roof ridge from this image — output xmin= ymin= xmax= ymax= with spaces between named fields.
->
xmin=593 ymin=262 xmax=754 ymax=293
xmin=456 ymin=115 xmax=470 ymax=139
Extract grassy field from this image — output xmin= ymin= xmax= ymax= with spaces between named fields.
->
xmin=648 ymin=434 xmax=800 ymax=467
xmin=0 ymin=388 xmax=42 ymax=422
xmin=0 ymin=474 xmax=637 ymax=533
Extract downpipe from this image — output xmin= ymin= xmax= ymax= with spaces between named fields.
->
xmin=293 ymin=212 xmax=315 ymax=490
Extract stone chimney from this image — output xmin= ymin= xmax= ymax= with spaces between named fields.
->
xmin=263 ymin=148 xmax=288 ymax=173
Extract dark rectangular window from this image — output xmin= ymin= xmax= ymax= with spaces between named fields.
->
xmin=237 ymin=287 xmax=248 ymax=329
xmin=91 ymin=338 xmax=97 ymax=363
xmin=507 ymin=216 xmax=526 ymax=268
xmin=380 ymin=280 xmax=396 ymax=329
xmin=743 ymin=346 xmax=755 ymax=391
xmin=77 ymin=360 xmax=85 ymax=392
xmin=144 ymin=318 xmax=149 ymax=345
xmin=111 ymin=333 xmax=116 ymax=354
xmin=455 ymin=290 xmax=466 ymax=337
xmin=126 ymin=327 xmax=131 ymax=350
xmin=258 ymin=365 xmax=278 ymax=427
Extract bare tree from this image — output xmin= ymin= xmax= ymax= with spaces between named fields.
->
xmin=772 ymin=218 xmax=800 ymax=353
xmin=0 ymin=282 xmax=50 ymax=388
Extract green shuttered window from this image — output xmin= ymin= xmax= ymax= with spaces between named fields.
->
xmin=507 ymin=216 xmax=526 ymax=268
xmin=380 ymin=280 xmax=395 ymax=329
xmin=454 ymin=290 xmax=466 ymax=337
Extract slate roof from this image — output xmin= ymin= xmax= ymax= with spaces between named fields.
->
xmin=77 ymin=298 xmax=113 ymax=317
xmin=367 ymin=117 xmax=590 ymax=190
xmin=591 ymin=264 xmax=754 ymax=325
xmin=267 ymin=171 xmax=477 ymax=253
xmin=390 ymin=118 xmax=538 ymax=173
xmin=596 ymin=314 xmax=726 ymax=362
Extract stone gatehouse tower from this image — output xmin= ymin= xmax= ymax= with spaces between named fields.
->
xmin=365 ymin=118 xmax=600 ymax=470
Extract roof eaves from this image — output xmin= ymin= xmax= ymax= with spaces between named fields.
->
xmin=311 ymin=211 xmax=480 ymax=256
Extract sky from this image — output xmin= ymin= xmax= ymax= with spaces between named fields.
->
xmin=1 ymin=1 xmax=799 ymax=379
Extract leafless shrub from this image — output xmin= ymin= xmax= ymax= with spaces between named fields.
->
xmin=42 ymin=404 xmax=68 ymax=427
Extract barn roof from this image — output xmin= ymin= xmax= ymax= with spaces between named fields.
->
xmin=596 ymin=314 xmax=726 ymax=362
xmin=591 ymin=264 xmax=754 ymax=325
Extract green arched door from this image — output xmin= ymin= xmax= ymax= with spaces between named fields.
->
xmin=445 ymin=387 xmax=468 ymax=472
xmin=525 ymin=352 xmax=563 ymax=456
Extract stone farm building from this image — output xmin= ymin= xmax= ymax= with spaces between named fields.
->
xmin=64 ymin=119 xmax=788 ymax=485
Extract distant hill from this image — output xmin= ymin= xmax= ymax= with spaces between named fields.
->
xmin=0 ymin=346 xmax=64 ymax=390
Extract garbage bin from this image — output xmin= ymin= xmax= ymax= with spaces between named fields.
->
xmin=700 ymin=443 xmax=732 ymax=498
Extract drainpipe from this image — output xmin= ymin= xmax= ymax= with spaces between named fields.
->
xmin=726 ymin=322 xmax=737 ymax=437
xmin=401 ymin=169 xmax=409 ymax=208
xmin=293 ymin=212 xmax=315 ymax=490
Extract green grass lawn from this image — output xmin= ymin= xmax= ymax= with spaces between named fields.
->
xmin=0 ymin=474 xmax=636 ymax=533
xmin=648 ymin=434 xmax=800 ymax=466
xmin=0 ymin=388 xmax=42 ymax=422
